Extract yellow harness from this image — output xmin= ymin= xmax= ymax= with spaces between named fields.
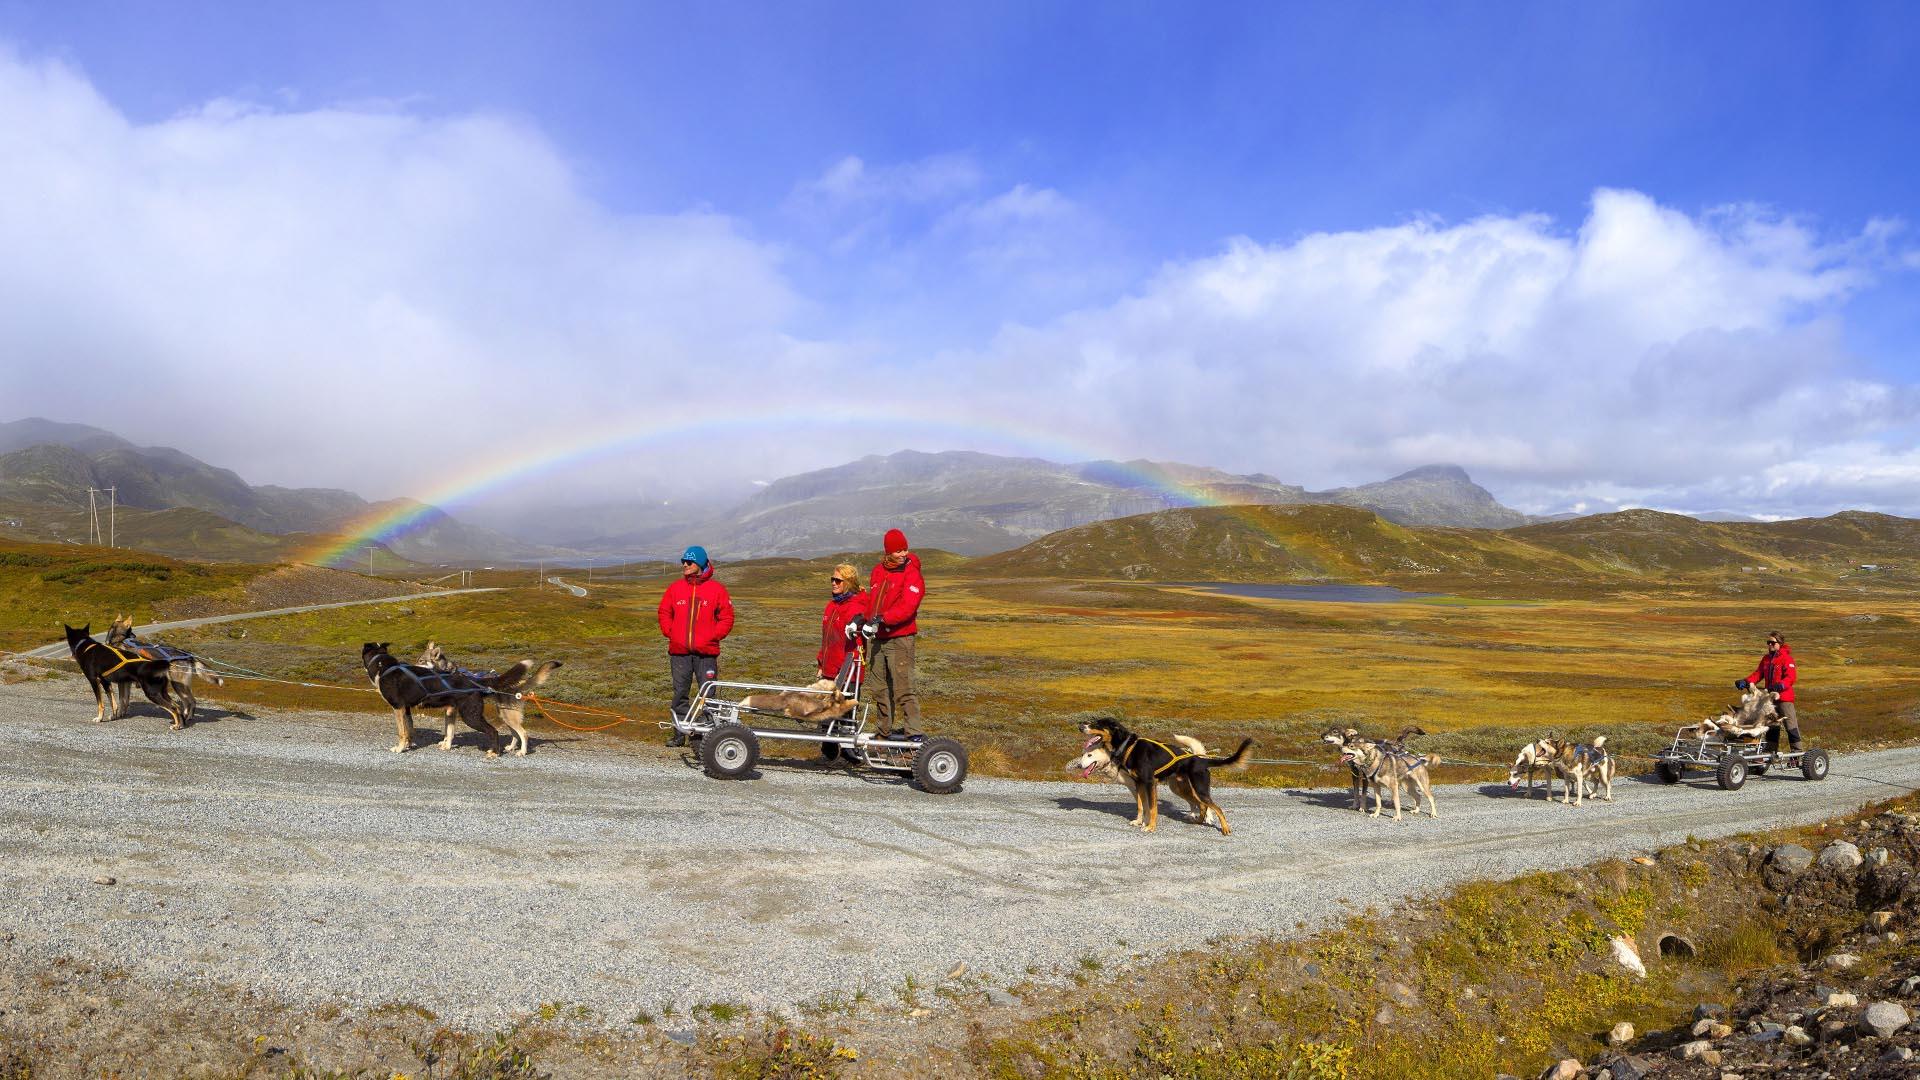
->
xmin=1119 ymin=736 xmax=1194 ymax=778
xmin=85 ymin=639 xmax=148 ymax=677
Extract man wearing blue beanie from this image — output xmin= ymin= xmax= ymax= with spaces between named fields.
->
xmin=657 ymin=544 xmax=734 ymax=746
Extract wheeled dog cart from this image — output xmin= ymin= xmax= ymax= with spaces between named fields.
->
xmin=1653 ymin=727 xmax=1829 ymax=791
xmin=668 ymin=647 xmax=968 ymax=794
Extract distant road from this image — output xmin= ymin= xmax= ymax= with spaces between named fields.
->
xmin=546 ymin=576 xmax=588 ymax=597
xmin=16 ymin=588 xmax=502 ymax=659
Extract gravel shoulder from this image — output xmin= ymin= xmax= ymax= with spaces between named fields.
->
xmin=3 ymin=674 xmax=1919 ymax=1030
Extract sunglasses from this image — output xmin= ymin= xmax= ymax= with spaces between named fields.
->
xmin=830 ymin=576 xmax=846 ymax=584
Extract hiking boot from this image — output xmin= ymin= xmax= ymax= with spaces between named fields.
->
xmin=666 ymin=731 xmax=687 ymax=748
xmin=1788 ymin=737 xmax=1803 ymax=752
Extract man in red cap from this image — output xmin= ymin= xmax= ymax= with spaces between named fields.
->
xmin=862 ymin=528 xmax=925 ymax=739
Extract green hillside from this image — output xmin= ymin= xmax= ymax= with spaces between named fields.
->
xmin=0 ymin=537 xmax=260 ymax=651
xmin=965 ymin=504 xmax=1917 ymax=588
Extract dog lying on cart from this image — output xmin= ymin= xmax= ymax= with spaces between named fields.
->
xmin=667 ymin=621 xmax=968 ymax=794
xmin=1654 ymin=684 xmax=1829 ymax=790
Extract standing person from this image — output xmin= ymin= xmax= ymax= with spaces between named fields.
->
xmin=864 ymin=529 xmax=925 ymax=739
xmin=1737 ymin=631 xmax=1800 ymax=754
xmin=818 ymin=563 xmax=865 ymax=694
xmin=658 ymin=545 xmax=733 ymax=746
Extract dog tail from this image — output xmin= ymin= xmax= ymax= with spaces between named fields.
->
xmin=1394 ymin=724 xmax=1427 ymax=743
xmin=193 ymin=659 xmax=225 ymax=687
xmin=1591 ymin=735 xmax=1607 ymax=749
xmin=1200 ymin=738 xmax=1255 ymax=769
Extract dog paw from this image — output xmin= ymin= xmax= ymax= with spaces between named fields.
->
xmin=485 ymin=751 xmax=499 ymax=759
xmin=437 ymin=742 xmax=454 ymax=751
xmin=389 ymin=744 xmax=408 ymax=753
xmin=514 ymin=749 xmax=527 ymax=757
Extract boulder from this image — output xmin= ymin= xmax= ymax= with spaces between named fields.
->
xmin=1602 ymin=1056 xmax=1654 ymax=1080
xmin=1824 ymin=954 xmax=1860 ymax=972
xmin=1861 ymin=1001 xmax=1911 ymax=1039
xmin=1676 ymin=1039 xmax=1714 ymax=1061
xmin=1867 ymin=911 xmax=1893 ymax=932
xmin=1608 ymin=1021 xmax=1635 ymax=1046
xmin=1538 ymin=1059 xmax=1582 ymax=1080
xmin=1769 ymin=844 xmax=1814 ymax=873
xmin=1817 ymin=841 xmax=1863 ymax=871
xmin=1784 ymin=1025 xmax=1812 ymax=1046
xmin=1826 ymin=991 xmax=1860 ymax=1007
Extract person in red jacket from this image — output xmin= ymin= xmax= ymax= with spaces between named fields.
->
xmin=862 ymin=528 xmax=925 ymax=739
xmin=818 ymin=563 xmax=865 ymax=693
xmin=1736 ymin=631 xmax=1800 ymax=754
xmin=658 ymin=545 xmax=734 ymax=746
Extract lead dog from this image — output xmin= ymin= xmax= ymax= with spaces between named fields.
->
xmin=364 ymin=642 xmax=501 ymax=756
xmin=64 ymin=623 xmax=183 ymax=729
xmin=107 ymin=615 xmax=224 ymax=723
xmin=1323 ymin=726 xmax=1427 ymax=811
xmin=1066 ymin=734 xmax=1216 ymax=828
xmin=420 ymin=641 xmax=562 ymax=757
xmin=1079 ymin=717 xmax=1252 ymax=834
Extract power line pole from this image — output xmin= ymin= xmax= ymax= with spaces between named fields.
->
xmin=85 ymin=487 xmax=116 ymax=547
xmin=86 ymin=488 xmax=101 ymax=546
xmin=108 ymin=486 xmax=115 ymax=549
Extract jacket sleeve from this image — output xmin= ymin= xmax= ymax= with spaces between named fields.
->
xmin=1778 ymin=658 xmax=1796 ymax=693
xmin=1747 ymin=657 xmax=1765 ymax=686
xmin=711 ymin=585 xmax=735 ymax=641
xmin=658 ymin=588 xmax=674 ymax=639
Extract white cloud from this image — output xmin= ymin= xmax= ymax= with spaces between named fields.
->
xmin=942 ymin=189 xmax=1919 ymax=516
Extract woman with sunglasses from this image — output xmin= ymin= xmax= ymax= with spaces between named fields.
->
xmin=1735 ymin=632 xmax=1800 ymax=754
xmin=818 ymin=564 xmax=865 ymax=694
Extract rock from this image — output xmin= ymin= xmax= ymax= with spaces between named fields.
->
xmin=1608 ymin=1022 xmax=1636 ymax=1046
xmin=664 ymin=1028 xmax=696 ymax=1046
xmin=1694 ymin=1003 xmax=1727 ymax=1020
xmin=1861 ymin=1001 xmax=1911 ymax=1039
xmin=1760 ymin=1021 xmax=1784 ymax=1032
xmin=1699 ymin=1049 xmax=1721 ymax=1066
xmin=1302 ymin=963 xmax=1321 ymax=977
xmin=1867 ymin=847 xmax=1890 ymax=867
xmin=1882 ymin=1046 xmax=1914 ymax=1063
xmin=1868 ymin=911 xmax=1893 ymax=932
xmin=984 ymin=988 xmax=1017 ymax=1007
xmin=1632 ymin=856 xmax=1655 ymax=866
xmin=946 ymin=962 xmax=968 ymax=979
xmin=91 ymin=875 xmax=115 ymax=885
xmin=1386 ymin=981 xmax=1419 ymax=1007
xmin=1744 ymin=1029 xmax=1783 ymax=1044
xmin=1826 ymin=992 xmax=1860 ymax=1008
xmin=1784 ymin=1025 xmax=1812 ymax=1046
xmin=1825 ymin=954 xmax=1860 ymax=971
xmin=1603 ymin=1056 xmax=1655 ymax=1080
xmin=1676 ymin=1039 xmax=1714 ymax=1061
xmin=1817 ymin=841 xmax=1863 ymax=871
xmin=1899 ymin=976 xmax=1920 ymax=997
xmin=1609 ymin=935 xmax=1647 ymax=979
xmin=1770 ymin=844 xmax=1814 ymax=873
xmin=1374 ymin=1004 xmax=1397 ymax=1025
xmin=908 ymin=1007 xmax=930 ymax=1018
xmin=1718 ymin=1073 xmax=1743 ymax=1080
xmin=1692 ymin=1018 xmax=1717 ymax=1037
xmin=1538 ymin=1059 xmax=1582 ymax=1080
xmin=1708 ymin=1023 xmax=1732 ymax=1039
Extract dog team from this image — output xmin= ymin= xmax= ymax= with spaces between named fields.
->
xmin=59 ymin=557 xmax=1804 ymax=834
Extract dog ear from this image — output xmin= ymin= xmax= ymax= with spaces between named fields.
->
xmin=532 ymin=660 xmax=561 ymax=686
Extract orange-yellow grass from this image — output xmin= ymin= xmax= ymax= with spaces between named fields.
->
xmin=25 ymin=549 xmax=1920 ymax=782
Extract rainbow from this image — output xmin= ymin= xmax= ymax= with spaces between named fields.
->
xmin=296 ymin=406 xmax=1259 ymax=568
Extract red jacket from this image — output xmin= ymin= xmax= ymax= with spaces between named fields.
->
xmin=1748 ymin=645 xmax=1797 ymax=703
xmin=658 ymin=568 xmax=734 ymax=656
xmin=866 ymin=552 xmax=925 ymax=640
xmin=818 ymin=590 xmax=865 ymax=678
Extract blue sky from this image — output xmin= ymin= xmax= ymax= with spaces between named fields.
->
xmin=1 ymin=2 xmax=1917 ymax=515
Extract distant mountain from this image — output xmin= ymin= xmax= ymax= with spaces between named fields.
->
xmin=971 ymin=504 xmax=1920 ymax=582
xmin=0 ymin=418 xmax=552 ymax=565
xmin=668 ymin=450 xmax=1526 ymax=558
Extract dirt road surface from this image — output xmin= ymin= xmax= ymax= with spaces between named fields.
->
xmin=2 ymin=675 xmax=1917 ymax=1028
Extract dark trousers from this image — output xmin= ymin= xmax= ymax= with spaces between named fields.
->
xmin=871 ymin=635 xmax=920 ymax=734
xmin=670 ymin=653 xmax=719 ymax=721
xmin=1765 ymin=701 xmax=1802 ymax=750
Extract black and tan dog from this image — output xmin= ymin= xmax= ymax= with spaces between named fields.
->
xmin=1079 ymin=716 xmax=1252 ymax=834
xmin=363 ymin=642 xmax=501 ymax=757
xmin=107 ymin=614 xmax=224 ymax=723
xmin=64 ymin=623 xmax=183 ymax=729
xmin=419 ymin=641 xmax=561 ymax=756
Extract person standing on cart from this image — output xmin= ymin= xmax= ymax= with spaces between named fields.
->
xmin=819 ymin=563 xmax=865 ymax=695
xmin=1736 ymin=631 xmax=1799 ymax=755
xmin=659 ymin=545 xmax=734 ymax=746
xmin=862 ymin=529 xmax=924 ymax=740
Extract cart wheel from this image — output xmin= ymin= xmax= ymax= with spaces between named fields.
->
xmin=1715 ymin=754 xmax=1747 ymax=791
xmin=701 ymin=723 xmax=759 ymax=780
xmin=820 ymin=741 xmax=841 ymax=762
xmin=1655 ymin=761 xmax=1683 ymax=784
xmin=912 ymin=737 xmax=968 ymax=794
xmin=1800 ymin=747 xmax=1829 ymax=781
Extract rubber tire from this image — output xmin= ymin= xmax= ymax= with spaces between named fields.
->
xmin=820 ymin=741 xmax=841 ymax=762
xmin=1800 ymin=747 xmax=1830 ymax=781
xmin=1655 ymin=761 xmax=1684 ymax=784
xmin=1715 ymin=754 xmax=1748 ymax=791
xmin=912 ymin=737 xmax=968 ymax=794
xmin=700 ymin=723 xmax=759 ymax=780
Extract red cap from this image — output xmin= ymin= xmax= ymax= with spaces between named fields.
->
xmin=883 ymin=528 xmax=909 ymax=554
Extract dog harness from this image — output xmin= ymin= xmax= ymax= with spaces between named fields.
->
xmin=1362 ymin=749 xmax=1429 ymax=780
xmin=1116 ymin=735 xmax=1195 ymax=778
xmin=367 ymin=658 xmax=492 ymax=704
xmin=83 ymin=639 xmax=149 ymax=678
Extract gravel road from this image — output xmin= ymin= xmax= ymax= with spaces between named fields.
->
xmin=4 ymin=674 xmax=1918 ymax=1029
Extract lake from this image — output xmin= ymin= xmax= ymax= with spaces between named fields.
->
xmin=1170 ymin=582 xmax=1440 ymax=603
